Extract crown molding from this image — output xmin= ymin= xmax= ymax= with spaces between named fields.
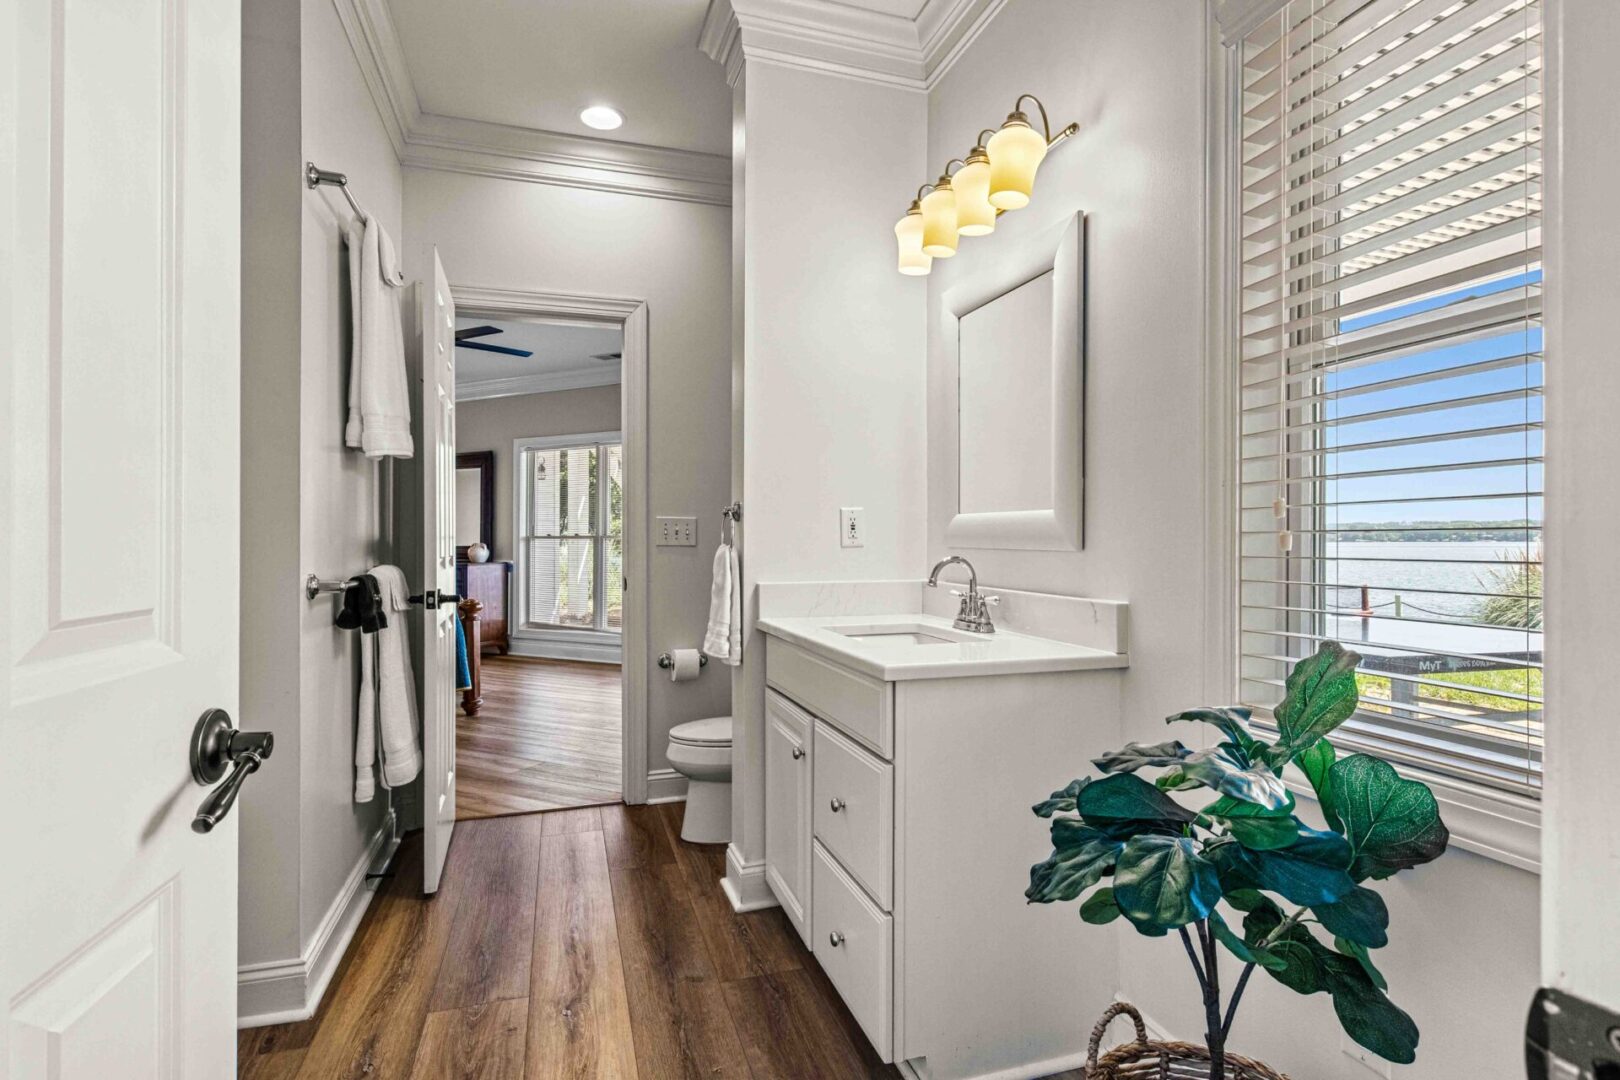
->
xmin=331 ymin=0 xmax=731 ymax=206
xmin=456 ymin=367 xmax=623 ymax=403
xmin=699 ymin=0 xmax=1004 ymax=91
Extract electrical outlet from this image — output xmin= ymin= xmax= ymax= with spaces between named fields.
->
xmin=656 ymin=516 xmax=697 ymax=546
xmin=1341 ymin=1034 xmax=1392 ymax=1077
xmin=840 ymin=507 xmax=864 ymax=548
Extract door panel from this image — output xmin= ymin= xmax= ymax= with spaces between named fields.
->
xmin=420 ymin=250 xmax=457 ymax=894
xmin=1 ymin=0 xmax=241 ymax=1074
xmin=765 ymin=691 xmax=812 ymax=944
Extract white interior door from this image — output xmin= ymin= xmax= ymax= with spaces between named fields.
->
xmin=0 ymin=0 xmax=242 ymax=1075
xmin=418 ymin=249 xmax=458 ymax=894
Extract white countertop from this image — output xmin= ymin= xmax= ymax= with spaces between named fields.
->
xmin=755 ymin=611 xmax=1129 ymax=682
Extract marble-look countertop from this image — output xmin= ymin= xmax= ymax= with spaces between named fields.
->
xmin=755 ymin=611 xmax=1129 ymax=682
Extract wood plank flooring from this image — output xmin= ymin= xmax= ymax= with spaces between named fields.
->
xmin=239 ymin=803 xmax=904 ymax=1080
xmin=457 ymin=656 xmax=622 ymax=820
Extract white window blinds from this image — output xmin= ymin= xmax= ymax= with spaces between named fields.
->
xmin=1235 ymin=0 xmax=1542 ymax=792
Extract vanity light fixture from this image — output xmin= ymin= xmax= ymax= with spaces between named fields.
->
xmin=893 ymin=93 xmax=1076 ymax=275
xmin=579 ymin=104 xmax=624 ymax=131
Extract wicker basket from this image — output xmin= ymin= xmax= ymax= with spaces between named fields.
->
xmin=1085 ymin=1003 xmax=1291 ymax=1079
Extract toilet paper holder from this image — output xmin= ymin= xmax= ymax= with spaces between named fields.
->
xmin=658 ymin=652 xmax=709 ymax=669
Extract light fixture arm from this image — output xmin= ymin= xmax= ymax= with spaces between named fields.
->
xmin=1012 ymin=93 xmax=1080 ymax=147
xmin=943 ymin=158 xmax=968 ymax=177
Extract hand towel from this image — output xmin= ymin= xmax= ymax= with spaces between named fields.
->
xmin=356 ymin=564 xmax=421 ymax=802
xmin=455 ymin=612 xmax=472 ymax=692
xmin=702 ymin=541 xmax=742 ymax=666
xmin=343 ymin=213 xmax=413 ymax=459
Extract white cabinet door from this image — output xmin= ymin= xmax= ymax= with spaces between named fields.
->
xmin=0 ymin=0 xmax=242 ymax=1073
xmin=765 ymin=691 xmax=813 ymax=944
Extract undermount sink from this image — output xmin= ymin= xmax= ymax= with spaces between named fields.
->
xmin=827 ymin=623 xmax=967 ymax=646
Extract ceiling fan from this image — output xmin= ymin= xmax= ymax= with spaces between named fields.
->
xmin=455 ymin=325 xmax=533 ymax=358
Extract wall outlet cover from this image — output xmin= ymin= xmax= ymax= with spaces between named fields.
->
xmin=656 ymin=516 xmax=697 ymax=546
xmin=1340 ymin=1034 xmax=1392 ymax=1077
xmin=840 ymin=507 xmax=864 ymax=548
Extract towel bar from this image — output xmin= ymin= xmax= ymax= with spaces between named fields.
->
xmin=305 ymin=574 xmax=358 ymax=600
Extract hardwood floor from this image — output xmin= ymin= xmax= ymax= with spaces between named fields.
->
xmin=239 ymin=804 xmax=901 ymax=1080
xmin=457 ymin=656 xmax=622 ymax=820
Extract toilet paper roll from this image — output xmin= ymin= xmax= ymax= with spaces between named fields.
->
xmin=668 ymin=648 xmax=703 ymax=683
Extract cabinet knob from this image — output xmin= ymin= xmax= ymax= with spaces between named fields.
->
xmin=829 ymin=797 xmax=845 ymax=812
xmin=791 ymin=746 xmax=805 ymax=760
xmin=829 ymin=931 xmax=845 ymax=947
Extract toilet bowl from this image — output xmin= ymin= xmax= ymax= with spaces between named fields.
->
xmin=666 ymin=716 xmax=732 ymax=844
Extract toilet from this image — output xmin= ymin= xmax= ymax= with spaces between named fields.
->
xmin=666 ymin=715 xmax=732 ymax=843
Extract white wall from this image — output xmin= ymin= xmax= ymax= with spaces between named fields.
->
xmin=455 ymin=385 xmax=623 ymax=564
xmin=238 ymin=0 xmax=402 ymax=1014
xmin=727 ymin=61 xmax=929 ymax=873
xmin=404 ymin=171 xmax=731 ymax=776
xmin=923 ymin=3 xmax=1539 ymax=1076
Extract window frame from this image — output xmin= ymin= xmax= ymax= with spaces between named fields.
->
xmin=1206 ymin=11 xmax=1542 ymax=871
xmin=511 ymin=430 xmax=624 ymax=643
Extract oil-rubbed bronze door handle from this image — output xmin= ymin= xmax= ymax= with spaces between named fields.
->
xmin=189 ymin=709 xmax=274 ymax=834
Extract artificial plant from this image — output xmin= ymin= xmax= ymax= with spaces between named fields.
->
xmin=1026 ymin=641 xmax=1449 ymax=1078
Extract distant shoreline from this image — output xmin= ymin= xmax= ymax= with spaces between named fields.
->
xmin=1328 ymin=521 xmax=1539 ymax=543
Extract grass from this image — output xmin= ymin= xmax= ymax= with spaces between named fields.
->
xmin=1357 ymin=667 xmax=1542 ymax=714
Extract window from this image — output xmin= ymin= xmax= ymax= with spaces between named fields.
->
xmin=1233 ymin=0 xmax=1542 ymax=792
xmin=514 ymin=433 xmax=623 ymax=635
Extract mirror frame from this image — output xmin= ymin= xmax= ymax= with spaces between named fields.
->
xmin=455 ymin=450 xmax=496 ymax=562
xmin=940 ymin=210 xmax=1084 ymax=551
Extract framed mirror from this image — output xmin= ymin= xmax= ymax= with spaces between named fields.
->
xmin=455 ymin=450 xmax=495 ymax=561
xmin=941 ymin=211 xmax=1084 ymax=550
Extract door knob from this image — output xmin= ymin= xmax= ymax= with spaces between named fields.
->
xmin=791 ymin=746 xmax=805 ymax=760
xmin=828 ymin=931 xmax=845 ymax=947
xmin=190 ymin=708 xmax=273 ymax=834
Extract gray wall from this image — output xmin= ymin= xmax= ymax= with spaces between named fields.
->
xmin=238 ymin=0 xmax=400 ymax=1002
xmin=404 ymin=169 xmax=731 ymax=777
xmin=924 ymin=3 xmax=1538 ymax=1076
xmin=455 ymin=384 xmax=624 ymax=564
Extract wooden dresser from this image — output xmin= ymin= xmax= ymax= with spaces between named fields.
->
xmin=456 ymin=561 xmax=512 ymax=655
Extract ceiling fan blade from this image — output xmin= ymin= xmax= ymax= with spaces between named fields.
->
xmin=455 ymin=325 xmax=502 ymax=341
xmin=456 ymin=341 xmax=534 ymax=357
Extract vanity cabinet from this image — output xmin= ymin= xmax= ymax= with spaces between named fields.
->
xmin=764 ymin=691 xmax=813 ymax=943
xmin=758 ymin=624 xmax=1127 ymax=1080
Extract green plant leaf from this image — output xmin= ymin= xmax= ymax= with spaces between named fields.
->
xmin=1155 ymin=767 xmax=1202 ymax=792
xmin=1205 ymin=794 xmax=1301 ymax=850
xmin=1313 ymin=886 xmax=1389 ymax=948
xmin=1076 ymin=774 xmax=1198 ymax=824
xmin=1177 ymin=747 xmax=1290 ymax=810
xmin=1032 ymin=777 xmax=1091 ymax=818
xmin=1024 ymin=820 xmax=1124 ymax=903
xmin=1268 ymin=642 xmax=1362 ymax=764
xmin=1112 ymin=835 xmax=1221 ymax=929
xmin=1209 ymin=910 xmax=1287 ymax=970
xmin=1240 ymin=828 xmax=1356 ymax=906
xmin=1324 ymin=956 xmax=1419 ymax=1064
xmin=1167 ymin=706 xmax=1266 ymax=759
xmin=1092 ymin=740 xmax=1191 ymax=773
xmin=1295 ymin=739 xmax=1340 ymax=831
xmin=1330 ymin=754 xmax=1450 ymax=880
xmin=1334 ymin=937 xmax=1388 ymax=991
xmin=1080 ymin=887 xmax=1122 ymax=924
xmin=1242 ymin=899 xmax=1333 ymax=996
xmin=1224 ymin=888 xmax=1269 ymax=912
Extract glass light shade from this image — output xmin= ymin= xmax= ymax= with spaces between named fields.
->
xmin=953 ymin=156 xmax=996 ymax=236
xmin=920 ymin=181 xmax=959 ymax=258
xmin=988 ymin=119 xmax=1048 ymax=210
xmin=894 ymin=207 xmax=931 ymax=276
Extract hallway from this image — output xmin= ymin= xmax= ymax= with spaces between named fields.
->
xmin=236 ymin=804 xmax=902 ymax=1079
xmin=457 ymin=657 xmax=622 ymax=820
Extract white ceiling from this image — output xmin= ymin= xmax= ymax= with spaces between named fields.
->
xmin=385 ymin=0 xmax=734 ymax=156
xmin=454 ymin=318 xmax=622 ymax=393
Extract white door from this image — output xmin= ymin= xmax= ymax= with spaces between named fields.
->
xmin=0 ymin=0 xmax=242 ymax=1076
xmin=418 ymin=249 xmax=458 ymax=894
xmin=765 ymin=691 xmax=813 ymax=945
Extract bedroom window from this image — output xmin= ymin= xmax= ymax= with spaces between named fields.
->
xmin=514 ymin=433 xmax=624 ymax=635
xmin=1232 ymin=0 xmax=1543 ymax=792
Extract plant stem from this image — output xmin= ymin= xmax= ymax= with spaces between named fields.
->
xmin=1179 ymin=926 xmax=1208 ymax=991
xmin=1222 ymin=962 xmax=1257 ymax=1040
xmin=1197 ymin=920 xmax=1225 ymax=1080
xmin=1258 ymin=905 xmax=1309 ymax=949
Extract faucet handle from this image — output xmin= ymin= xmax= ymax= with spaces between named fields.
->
xmin=949 ymin=588 xmax=966 ymax=598
xmin=982 ymin=594 xmax=1000 ymax=606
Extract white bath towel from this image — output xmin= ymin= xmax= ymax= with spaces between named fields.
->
xmin=355 ymin=565 xmax=421 ymax=802
xmin=702 ymin=541 xmax=742 ymax=666
xmin=343 ymin=213 xmax=413 ymax=459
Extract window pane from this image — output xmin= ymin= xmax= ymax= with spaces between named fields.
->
xmin=528 ymin=447 xmax=598 ymax=538
xmin=525 ymin=538 xmax=595 ymax=628
xmin=604 ymin=537 xmax=623 ymax=631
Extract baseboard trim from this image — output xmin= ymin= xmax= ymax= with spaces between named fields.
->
xmin=646 ymin=767 xmax=689 ymax=804
xmin=721 ymin=843 xmax=778 ymax=913
xmin=506 ymin=637 xmax=623 ymax=664
xmin=237 ymin=812 xmax=395 ymax=1028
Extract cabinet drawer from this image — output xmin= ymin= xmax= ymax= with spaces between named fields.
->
xmin=812 ymin=841 xmax=893 ymax=1062
xmin=767 ymin=638 xmax=893 ymax=758
xmin=813 ymin=720 xmax=893 ymax=910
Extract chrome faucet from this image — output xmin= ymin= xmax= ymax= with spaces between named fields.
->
xmin=927 ymin=555 xmax=999 ymax=634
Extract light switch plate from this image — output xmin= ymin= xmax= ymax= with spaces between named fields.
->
xmin=657 ymin=516 xmax=697 ymax=546
xmin=840 ymin=507 xmax=864 ymax=548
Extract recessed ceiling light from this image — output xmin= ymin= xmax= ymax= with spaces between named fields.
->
xmin=579 ymin=105 xmax=624 ymax=131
